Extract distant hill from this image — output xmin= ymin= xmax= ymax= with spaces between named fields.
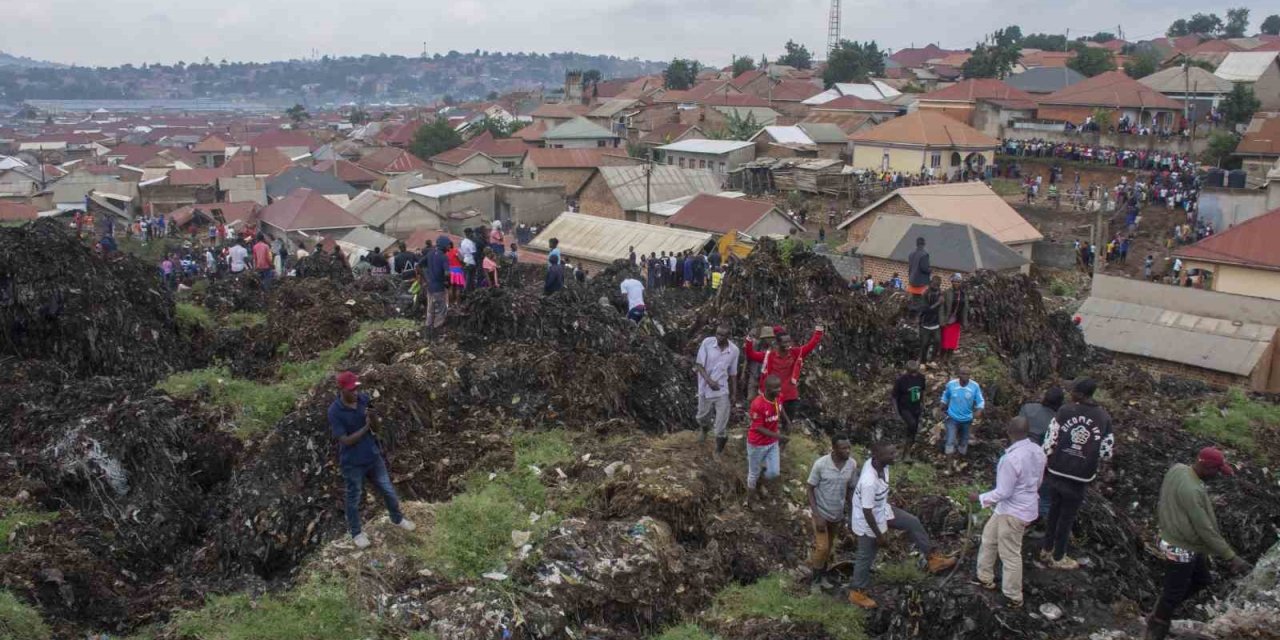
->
xmin=0 ymin=51 xmax=63 ymax=69
xmin=0 ymin=51 xmax=665 ymax=104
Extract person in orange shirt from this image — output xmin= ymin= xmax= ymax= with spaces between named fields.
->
xmin=252 ymin=233 xmax=274 ymax=290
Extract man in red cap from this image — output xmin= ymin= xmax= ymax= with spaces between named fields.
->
xmin=1146 ymin=447 xmax=1251 ymax=640
xmin=328 ymin=370 xmax=415 ymax=549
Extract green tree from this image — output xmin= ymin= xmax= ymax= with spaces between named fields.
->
xmin=1201 ymin=131 xmax=1239 ymax=167
xmin=285 ymin=103 xmax=309 ymax=124
xmin=486 ymin=90 xmax=500 ymax=100
xmin=1220 ymin=82 xmax=1261 ymax=126
xmin=777 ymin=40 xmax=813 ymax=70
xmin=1067 ymin=46 xmax=1116 ymax=77
xmin=1262 ymin=14 xmax=1280 ymax=35
xmin=962 ymin=27 xmax=1022 ymax=78
xmin=1123 ymin=50 xmax=1161 ymax=79
xmin=1187 ymin=12 xmax=1224 ymax=36
xmin=1167 ymin=19 xmax=1191 ymax=37
xmin=822 ymin=40 xmax=884 ymax=87
xmin=732 ymin=55 xmax=757 ymax=77
xmin=468 ymin=115 xmax=521 ymax=139
xmin=1224 ymin=8 xmax=1250 ymax=38
xmin=1022 ymin=33 xmax=1068 ymax=51
xmin=1085 ymin=32 xmax=1117 ymax=42
xmin=348 ymin=107 xmax=371 ymax=125
xmin=409 ymin=119 xmax=463 ymax=159
xmin=714 ymin=110 xmax=761 ymax=141
xmin=663 ymin=58 xmax=700 ymax=90
xmin=582 ymin=69 xmax=603 ymax=84
xmin=1090 ymin=107 xmax=1114 ymax=132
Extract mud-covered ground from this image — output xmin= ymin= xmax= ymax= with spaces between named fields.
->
xmin=1 ymin=220 xmax=1277 ymax=640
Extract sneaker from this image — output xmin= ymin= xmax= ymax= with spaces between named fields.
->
xmin=848 ymin=590 xmax=878 ymax=609
xmin=971 ymin=578 xmax=997 ymax=591
xmin=396 ymin=518 xmax=417 ymax=532
xmin=926 ymin=552 xmax=958 ymax=574
xmin=1049 ymin=556 xmax=1080 ymax=571
xmin=1038 ymin=549 xmax=1053 ymax=563
xmin=1004 ymin=596 xmax=1024 ymax=609
xmin=352 ymin=532 xmax=371 ymax=549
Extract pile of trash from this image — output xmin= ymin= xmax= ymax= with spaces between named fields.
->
xmin=264 ymin=278 xmax=390 ymax=359
xmin=294 ymin=252 xmax=354 ymax=283
xmin=195 ymin=274 xmax=265 ymax=314
xmin=966 ymin=271 xmax=1087 ymax=384
xmin=0 ymin=220 xmax=184 ymax=379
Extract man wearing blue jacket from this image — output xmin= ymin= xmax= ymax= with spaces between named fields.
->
xmin=421 ymin=236 xmax=451 ymax=339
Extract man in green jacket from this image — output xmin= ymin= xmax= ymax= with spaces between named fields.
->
xmin=1146 ymin=447 xmax=1252 ymax=640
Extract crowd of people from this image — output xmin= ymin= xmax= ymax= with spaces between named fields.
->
xmin=999 ymin=139 xmax=1199 ymax=174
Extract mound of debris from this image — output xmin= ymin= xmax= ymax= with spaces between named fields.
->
xmin=264 ymin=278 xmax=391 ymax=359
xmin=294 ymin=252 xmax=354 ymax=283
xmin=196 ymin=274 xmax=266 ymax=314
xmin=967 ymin=271 xmax=1087 ymax=384
xmin=0 ymin=220 xmax=183 ymax=379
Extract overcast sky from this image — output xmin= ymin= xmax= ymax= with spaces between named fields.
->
xmin=5 ymin=0 xmax=1277 ymax=67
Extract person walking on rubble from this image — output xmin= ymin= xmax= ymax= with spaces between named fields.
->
xmin=906 ymin=237 xmax=931 ymax=309
xmin=544 ymin=254 xmax=565 ymax=295
xmin=847 ymin=442 xmax=957 ymax=609
xmin=620 ymin=275 xmax=646 ymax=322
xmin=970 ymin=416 xmax=1046 ymax=608
xmin=918 ymin=276 xmax=943 ymax=364
xmin=328 ymin=371 xmax=416 ymax=549
xmin=420 ymin=236 xmax=450 ymax=339
xmin=744 ymin=323 xmax=824 ymax=437
xmin=806 ymin=433 xmax=856 ymax=587
xmin=939 ymin=274 xmax=968 ymax=364
xmin=940 ymin=368 xmax=984 ymax=456
xmin=742 ymin=326 xmax=775 ymax=401
xmin=694 ymin=324 xmax=739 ymax=456
xmin=1145 ymin=447 xmax=1251 ymax=640
xmin=1040 ymin=378 xmax=1114 ymax=570
xmin=891 ymin=360 xmax=926 ymax=457
xmin=745 ymin=375 xmax=787 ymax=507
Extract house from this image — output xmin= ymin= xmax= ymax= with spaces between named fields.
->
xmin=244 ymin=130 xmax=316 ymax=158
xmin=915 ymin=79 xmax=1039 ymax=134
xmin=1139 ymin=66 xmax=1235 ymax=116
xmin=848 ymin=110 xmax=1000 ymax=179
xmin=890 ymin=45 xmax=959 ymax=69
xmin=637 ymin=123 xmax=706 ymax=150
xmin=523 ymin=148 xmax=642 ymax=196
xmin=512 ymin=120 xmax=550 ymax=145
xmin=1214 ymin=52 xmax=1280 ymax=109
xmin=218 ymin=176 xmax=267 ymax=206
xmin=407 ymin=180 xmax=495 ymax=233
xmin=526 ymin=212 xmax=713 ymax=272
xmin=222 ymin=148 xmax=294 ymax=177
xmin=50 ymin=175 xmax=138 ymax=215
xmin=338 ymin=226 xmax=401 ymax=261
xmin=837 ymin=182 xmax=1042 ymax=271
xmin=143 ymin=169 xmax=221 ymax=214
xmin=1175 ymin=206 xmax=1280 ymax=301
xmin=428 ymin=148 xmax=504 ymax=177
xmin=460 ymin=131 xmax=528 ymax=170
xmin=767 ymin=80 xmax=826 ymax=115
xmin=576 ymin=165 xmax=721 ymax=222
xmin=811 ymin=95 xmax=900 ymax=117
xmin=1076 ymin=274 xmax=1280 ymax=392
xmin=1006 ymin=67 xmax=1087 ymax=95
xmin=312 ymin=159 xmax=382 ymax=191
xmin=680 ymin=104 xmax=781 ymax=134
xmin=751 ymin=126 xmax=818 ymax=157
xmin=1019 ymin=49 xmax=1078 ymax=69
xmin=530 ymin=103 xmax=584 ymax=127
xmin=541 ymin=117 xmax=621 ymax=149
xmin=168 ymin=201 xmax=261 ymax=231
xmin=585 ymin=99 xmax=640 ymax=136
xmin=1036 ymin=70 xmax=1185 ymax=128
xmin=258 ymin=187 xmax=365 ymax=236
xmin=802 ymin=81 xmax=901 ymax=106
xmin=1236 ymin=113 xmax=1280 ymax=186
xmin=358 ymin=147 xmax=429 ymax=176
xmin=666 ymin=194 xmax=801 ymax=237
xmin=855 ymin=215 xmax=1028 ymax=284
xmin=192 ymin=134 xmax=231 ymax=168
xmin=266 ymin=166 xmax=358 ymax=202
xmin=345 ymin=189 xmax=442 ymax=236
xmin=657 ymin=139 xmax=756 ymax=179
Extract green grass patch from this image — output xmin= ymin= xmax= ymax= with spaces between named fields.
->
xmin=172 ymin=578 xmax=375 ymax=640
xmin=157 ymin=319 xmax=416 ymax=438
xmin=896 ymin=462 xmax=938 ymax=494
xmin=1187 ymin=389 xmax=1280 ymax=460
xmin=989 ymin=178 xmax=1025 ymax=197
xmin=1048 ymin=278 xmax=1077 ymax=297
xmin=786 ymin=433 xmax=825 ymax=482
xmin=651 ymin=623 xmax=716 ymax=640
xmin=877 ymin=558 xmax=926 ymax=586
xmin=221 ymin=311 xmax=266 ymax=329
xmin=0 ymin=508 xmax=57 ymax=554
xmin=711 ymin=574 xmax=865 ymax=640
xmin=513 ymin=430 xmax=573 ymax=470
xmin=0 ymin=590 xmax=51 ymax=640
xmin=175 ymin=302 xmax=214 ymax=330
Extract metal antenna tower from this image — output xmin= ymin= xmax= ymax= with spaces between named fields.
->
xmin=827 ymin=0 xmax=841 ymax=55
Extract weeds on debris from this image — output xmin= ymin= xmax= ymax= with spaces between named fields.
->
xmin=652 ymin=622 xmax=717 ymax=640
xmin=0 ymin=507 xmax=57 ymax=554
xmin=1186 ymin=389 xmax=1280 ymax=460
xmin=172 ymin=578 xmax=377 ymax=640
xmin=0 ymin=590 xmax=51 ymax=640
xmin=711 ymin=573 xmax=866 ymax=640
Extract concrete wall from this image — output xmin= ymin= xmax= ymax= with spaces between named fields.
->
xmin=918 ymin=101 xmax=976 ymax=125
xmin=861 ymin=255 xmax=966 ymax=286
xmin=1002 ymin=126 xmax=1209 ymax=156
xmin=1241 ymin=158 xmax=1278 ymax=188
xmin=493 ymin=183 xmax=565 ymax=227
xmin=1180 ymin=260 xmax=1280 ymax=302
xmin=851 ymin=144 xmax=993 ymax=178
xmin=1035 ymin=105 xmax=1179 ymax=128
xmin=1198 ymin=185 xmax=1280 ymax=230
xmin=546 ymin=138 xmax=620 ymax=150
xmin=381 ymin=201 xmax=443 ymax=237
xmin=1032 ymin=240 xmax=1079 ymax=269
xmin=664 ymin=147 xmax=753 ymax=181
xmin=141 ymin=184 xmax=217 ymax=214
xmin=526 ymin=167 xmax=596 ymax=196
xmin=1111 ymin=351 xmax=1252 ymax=391
xmin=1250 ymin=63 xmax=1280 ymax=110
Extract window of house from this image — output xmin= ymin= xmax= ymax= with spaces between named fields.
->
xmin=718 ymin=162 xmax=726 ymax=172
xmin=930 ymin=153 xmax=941 ymax=168
xmin=699 ymin=159 xmax=707 ymax=169
xmin=679 ymin=158 xmax=686 ymax=168
xmin=597 ymin=140 xmax=607 ymax=147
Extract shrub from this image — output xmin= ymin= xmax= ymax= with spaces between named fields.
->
xmin=173 ymin=578 xmax=374 ymax=640
xmin=0 ymin=590 xmax=51 ymax=640
xmin=1186 ymin=389 xmax=1280 ymax=460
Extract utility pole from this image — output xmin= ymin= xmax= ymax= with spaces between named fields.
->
xmin=645 ymin=148 xmax=653 ymax=224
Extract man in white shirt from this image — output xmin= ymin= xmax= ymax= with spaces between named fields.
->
xmin=227 ymin=239 xmax=249 ymax=274
xmin=620 ymin=277 xmax=646 ymax=322
xmin=693 ymin=324 xmax=738 ymax=455
xmin=460 ymin=228 xmax=478 ymax=290
xmin=848 ymin=442 xmax=955 ymax=609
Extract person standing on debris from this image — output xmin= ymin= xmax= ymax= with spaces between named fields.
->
xmin=1145 ymin=447 xmax=1251 ymax=640
xmin=907 ymin=237 xmax=931 ymax=305
xmin=806 ymin=433 xmax=856 ymax=586
xmin=228 ymin=238 xmax=249 ymax=275
xmin=939 ymin=274 xmax=968 ymax=364
xmin=421 ymin=236 xmax=450 ymax=338
xmin=918 ymin=276 xmax=943 ymax=364
xmin=940 ymin=368 xmax=984 ymax=456
xmin=620 ymin=276 xmax=646 ymax=322
xmin=544 ymin=254 xmax=565 ymax=295
xmin=547 ymin=237 xmax=561 ymax=263
xmin=1019 ymin=386 xmax=1064 ymax=536
xmin=746 ymin=375 xmax=787 ymax=506
xmin=460 ymin=228 xmax=478 ymax=290
xmin=742 ymin=326 xmax=774 ymax=401
xmin=445 ymin=239 xmax=465 ymax=305
xmin=392 ymin=241 xmax=416 ymax=277
xmin=328 ymin=371 xmax=416 ymax=549
xmin=970 ymin=416 xmax=1046 ymax=608
xmin=482 ymin=248 xmax=500 ymax=288
xmin=847 ymin=442 xmax=957 ymax=609
xmin=694 ymin=324 xmax=739 ymax=456
xmin=1040 ymin=378 xmax=1114 ymax=570
xmin=252 ymin=233 xmax=274 ymax=290
xmin=488 ymin=222 xmax=505 ymax=255
xmin=891 ymin=361 xmax=926 ymax=455
xmin=744 ymin=324 xmax=824 ymax=434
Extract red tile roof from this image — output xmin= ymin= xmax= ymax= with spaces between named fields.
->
xmin=461 ymin=131 xmax=529 ymax=158
xmin=890 ymin=44 xmax=956 ymax=68
xmin=1236 ymin=113 xmax=1280 ymax=156
xmin=259 ymin=187 xmax=364 ymax=232
xmin=357 ymin=147 xmax=428 ymax=174
xmin=312 ymin=159 xmax=382 ymax=183
xmin=1040 ymin=70 xmax=1184 ymax=110
xmin=430 ymin=147 xmax=488 ymax=166
xmin=699 ymin=93 xmax=770 ymax=108
xmin=769 ymin=80 xmax=825 ymax=101
xmin=246 ymin=129 xmax=316 ymax=151
xmin=192 ymin=134 xmax=231 ymax=153
xmin=526 ymin=148 xmax=630 ymax=169
xmin=379 ymin=119 xmax=425 ymax=147
xmin=222 ymin=148 xmax=295 ymax=176
xmin=512 ymin=120 xmax=549 ymax=142
xmin=639 ymin=123 xmax=699 ymax=145
xmin=919 ymin=79 xmax=1039 ymax=109
xmin=1187 ymin=39 xmax=1241 ymax=54
xmin=0 ymin=202 xmax=39 ymax=221
xmin=661 ymin=79 xmax=739 ymax=103
xmin=168 ymin=168 xmax=226 ymax=186
xmin=730 ymin=69 xmax=769 ymax=90
xmin=1019 ymin=50 xmax=1078 ymax=68
xmin=849 ymin=110 xmax=1000 ymax=148
xmin=667 ymin=194 xmax=780 ymax=234
xmin=814 ymin=95 xmax=900 ymax=113
xmin=530 ymin=104 xmax=580 ymax=119
xmin=171 ymin=201 xmax=264 ymax=228
xmin=1176 ymin=207 xmax=1280 ymax=271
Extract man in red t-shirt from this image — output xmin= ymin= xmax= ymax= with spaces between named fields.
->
xmin=252 ymin=233 xmax=274 ymax=290
xmin=744 ymin=324 xmax=824 ymax=432
xmin=746 ymin=375 xmax=788 ymax=507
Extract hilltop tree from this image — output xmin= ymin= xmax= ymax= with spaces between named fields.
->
xmin=1201 ymin=131 xmax=1239 ymax=168
xmin=1168 ymin=12 xmax=1223 ymax=37
xmin=777 ymin=40 xmax=813 ymax=70
xmin=1262 ymin=14 xmax=1280 ymax=35
xmin=409 ymin=119 xmax=463 ymax=160
xmin=822 ymin=40 xmax=884 ymax=87
xmin=285 ymin=103 xmax=309 ymax=124
xmin=962 ymin=26 xmax=1022 ymax=78
xmin=1220 ymin=82 xmax=1261 ymax=126
xmin=732 ymin=55 xmax=756 ymax=77
xmin=1022 ymin=33 xmax=1068 ymax=51
xmin=348 ymin=107 xmax=371 ymax=125
xmin=1084 ymin=32 xmax=1117 ymax=43
xmin=469 ymin=115 xmax=522 ymax=139
xmin=664 ymin=58 xmax=701 ymax=90
xmin=1224 ymin=8 xmax=1250 ymax=38
xmin=1123 ymin=49 xmax=1161 ymax=79
xmin=1067 ymin=46 xmax=1116 ymax=77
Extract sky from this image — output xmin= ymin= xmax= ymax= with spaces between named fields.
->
xmin=4 ymin=0 xmax=1278 ymax=67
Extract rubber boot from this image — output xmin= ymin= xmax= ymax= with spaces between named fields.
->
xmin=714 ymin=437 xmax=727 ymax=458
xmin=1145 ymin=616 xmax=1170 ymax=640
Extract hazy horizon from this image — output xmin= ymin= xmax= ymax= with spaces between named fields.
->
xmin=5 ymin=0 xmax=1278 ymax=68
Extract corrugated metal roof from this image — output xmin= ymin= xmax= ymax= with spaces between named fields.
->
xmin=339 ymin=226 xmax=400 ymax=252
xmin=709 ymin=106 xmax=779 ymax=126
xmin=1006 ymin=67 xmax=1087 ymax=94
xmin=542 ymin=117 xmax=617 ymax=140
xmin=1139 ymin=66 xmax=1234 ymax=95
xmin=657 ymin=139 xmax=754 ymax=154
xmin=597 ymin=165 xmax=721 ymax=211
xmin=1214 ymin=52 xmax=1280 ymax=82
xmin=527 ymin=212 xmax=712 ymax=265
xmin=854 ymin=215 xmax=1027 ymax=272
xmin=409 ymin=180 xmax=488 ymax=199
xmin=755 ymin=126 xmax=815 ymax=146
xmin=1076 ymin=297 xmax=1276 ymax=376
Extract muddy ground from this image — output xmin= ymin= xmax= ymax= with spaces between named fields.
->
xmin=1 ymin=220 xmax=1277 ymax=639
